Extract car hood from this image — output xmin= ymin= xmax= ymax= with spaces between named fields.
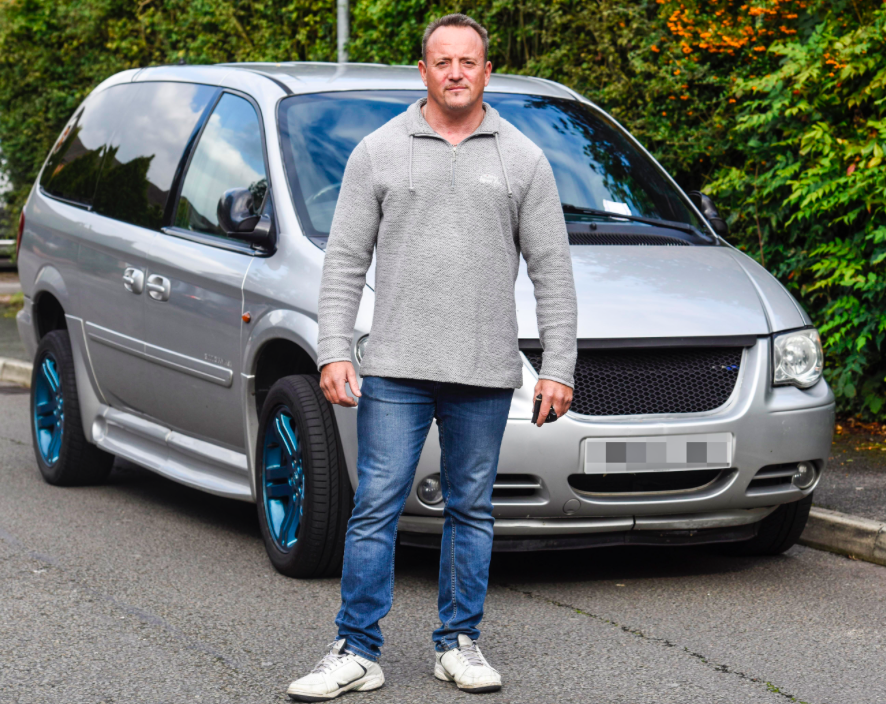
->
xmin=514 ymin=245 xmax=804 ymax=340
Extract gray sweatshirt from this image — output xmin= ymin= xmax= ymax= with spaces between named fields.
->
xmin=316 ymin=97 xmax=578 ymax=390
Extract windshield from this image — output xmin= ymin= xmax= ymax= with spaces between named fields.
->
xmin=278 ymin=90 xmax=705 ymax=240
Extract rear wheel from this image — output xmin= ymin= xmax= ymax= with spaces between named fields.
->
xmin=255 ymin=375 xmax=352 ymax=578
xmin=30 ymin=330 xmax=114 ymax=486
xmin=723 ymin=494 xmax=813 ymax=556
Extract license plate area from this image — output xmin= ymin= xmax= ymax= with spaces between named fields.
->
xmin=582 ymin=433 xmax=733 ymax=475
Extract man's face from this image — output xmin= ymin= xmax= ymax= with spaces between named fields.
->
xmin=419 ymin=26 xmax=492 ymax=112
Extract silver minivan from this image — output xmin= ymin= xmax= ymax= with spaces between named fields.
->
xmin=15 ymin=62 xmax=835 ymax=577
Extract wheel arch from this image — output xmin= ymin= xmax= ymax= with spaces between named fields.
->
xmin=31 ymin=265 xmax=71 ymax=340
xmin=242 ymin=310 xmax=332 ymax=499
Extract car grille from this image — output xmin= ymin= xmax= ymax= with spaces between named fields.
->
xmin=568 ymin=469 xmax=724 ymax=495
xmin=523 ymin=347 xmax=743 ymax=416
xmin=746 ymin=464 xmax=796 ymax=495
xmin=491 ymin=474 xmax=543 ymax=500
xmin=568 ymin=232 xmax=689 ymax=246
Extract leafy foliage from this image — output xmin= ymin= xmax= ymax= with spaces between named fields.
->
xmin=0 ymin=0 xmax=882 ymax=416
xmin=708 ymin=1 xmax=886 ymax=416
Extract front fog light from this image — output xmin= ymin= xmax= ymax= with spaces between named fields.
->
xmin=355 ymin=335 xmax=369 ymax=364
xmin=773 ymin=328 xmax=824 ymax=388
xmin=418 ymin=474 xmax=443 ymax=505
xmin=792 ymin=461 xmax=817 ymax=490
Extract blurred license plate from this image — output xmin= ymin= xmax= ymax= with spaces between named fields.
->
xmin=582 ymin=433 xmax=732 ymax=474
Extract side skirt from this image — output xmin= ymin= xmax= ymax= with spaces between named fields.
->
xmin=91 ymin=405 xmax=254 ymax=502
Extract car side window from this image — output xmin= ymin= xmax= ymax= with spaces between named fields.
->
xmin=92 ymin=82 xmax=217 ymax=230
xmin=174 ymin=93 xmax=267 ymax=240
xmin=39 ymin=87 xmax=133 ymax=207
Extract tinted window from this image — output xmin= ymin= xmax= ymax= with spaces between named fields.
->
xmin=278 ymin=92 xmax=410 ymax=235
xmin=278 ymin=90 xmax=704 ymax=238
xmin=174 ymin=93 xmax=267 ymax=239
xmin=93 ymin=82 xmax=217 ymax=230
xmin=39 ymin=87 xmax=133 ymax=206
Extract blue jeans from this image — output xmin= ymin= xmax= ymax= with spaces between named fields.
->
xmin=334 ymin=375 xmax=515 ymax=662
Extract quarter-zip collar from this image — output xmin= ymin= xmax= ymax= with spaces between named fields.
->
xmin=406 ymin=96 xmax=501 ymax=138
xmin=406 ymin=97 xmax=512 ymax=197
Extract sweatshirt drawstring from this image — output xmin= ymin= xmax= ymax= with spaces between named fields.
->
xmin=408 ymin=134 xmax=415 ymax=193
xmin=494 ymin=132 xmax=513 ymax=198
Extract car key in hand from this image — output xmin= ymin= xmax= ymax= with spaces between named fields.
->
xmin=531 ymin=393 xmax=558 ymax=424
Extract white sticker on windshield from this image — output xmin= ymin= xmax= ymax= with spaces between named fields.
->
xmin=603 ymin=200 xmax=632 ymax=217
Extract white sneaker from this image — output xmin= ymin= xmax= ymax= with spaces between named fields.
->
xmin=287 ymin=639 xmax=384 ymax=701
xmin=434 ymin=634 xmax=502 ymax=693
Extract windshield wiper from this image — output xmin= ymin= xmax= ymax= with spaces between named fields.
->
xmin=561 ymin=203 xmax=709 ymax=239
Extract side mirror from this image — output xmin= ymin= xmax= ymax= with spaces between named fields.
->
xmin=688 ymin=190 xmax=729 ymax=239
xmin=217 ymin=187 xmax=276 ymax=250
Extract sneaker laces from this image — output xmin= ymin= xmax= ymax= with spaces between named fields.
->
xmin=458 ymin=641 xmax=486 ymax=668
xmin=310 ymin=642 xmax=350 ymax=674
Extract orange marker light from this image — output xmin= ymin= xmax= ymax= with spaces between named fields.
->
xmin=242 ymin=312 xmax=251 ymax=323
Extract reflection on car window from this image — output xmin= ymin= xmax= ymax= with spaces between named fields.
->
xmin=40 ymin=86 xmax=134 ymax=207
xmin=490 ymin=95 xmax=701 ymax=228
xmin=175 ymin=93 xmax=267 ymax=239
xmin=92 ymin=82 xmax=217 ymax=230
xmin=279 ymin=92 xmax=418 ymax=235
xmin=278 ymin=90 xmax=703 ymax=238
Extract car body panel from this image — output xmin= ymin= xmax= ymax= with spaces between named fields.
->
xmin=516 ymin=245 xmax=774 ymax=340
xmin=140 ymin=235 xmax=251 ymax=449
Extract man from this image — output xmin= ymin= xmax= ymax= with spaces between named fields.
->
xmin=286 ymin=13 xmax=577 ymax=701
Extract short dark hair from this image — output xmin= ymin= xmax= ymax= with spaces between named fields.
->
xmin=422 ymin=13 xmax=489 ymax=64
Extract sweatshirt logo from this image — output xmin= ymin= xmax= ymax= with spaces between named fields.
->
xmin=478 ymin=173 xmax=502 ymax=187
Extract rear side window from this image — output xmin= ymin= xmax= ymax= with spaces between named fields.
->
xmin=92 ymin=82 xmax=217 ymax=230
xmin=174 ymin=93 xmax=267 ymax=240
xmin=39 ymin=88 xmax=132 ymax=207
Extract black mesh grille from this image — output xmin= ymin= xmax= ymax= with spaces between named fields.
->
xmin=524 ymin=347 xmax=743 ymax=416
xmin=568 ymin=232 xmax=689 ymax=246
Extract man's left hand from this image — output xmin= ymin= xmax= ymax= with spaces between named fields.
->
xmin=532 ymin=379 xmax=573 ymax=427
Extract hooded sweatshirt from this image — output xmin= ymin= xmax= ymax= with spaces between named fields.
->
xmin=316 ymin=96 xmax=578 ymax=390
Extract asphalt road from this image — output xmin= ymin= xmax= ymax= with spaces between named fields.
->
xmin=1 ymin=385 xmax=884 ymax=704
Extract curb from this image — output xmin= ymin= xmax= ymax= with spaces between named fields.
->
xmin=800 ymin=507 xmax=886 ymax=567
xmin=1 ymin=353 xmax=883 ymax=569
xmin=0 ymin=357 xmax=31 ymax=387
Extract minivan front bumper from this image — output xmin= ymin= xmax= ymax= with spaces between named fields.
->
xmin=397 ymin=337 xmax=835 ymax=544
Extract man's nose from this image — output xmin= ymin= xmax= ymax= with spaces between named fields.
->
xmin=448 ymin=61 xmax=464 ymax=80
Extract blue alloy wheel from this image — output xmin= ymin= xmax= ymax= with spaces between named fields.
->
xmin=33 ymin=353 xmax=64 ymax=466
xmin=262 ymin=406 xmax=305 ymax=552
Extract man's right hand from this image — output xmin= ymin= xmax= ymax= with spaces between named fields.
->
xmin=319 ymin=361 xmax=362 ymax=407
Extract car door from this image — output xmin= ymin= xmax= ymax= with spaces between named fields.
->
xmin=75 ymin=81 xmax=217 ymax=412
xmin=140 ymin=91 xmax=269 ymax=449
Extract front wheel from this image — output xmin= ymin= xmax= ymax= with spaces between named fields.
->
xmin=255 ymin=375 xmax=352 ymax=578
xmin=30 ymin=330 xmax=114 ymax=486
xmin=723 ymin=494 xmax=813 ymax=556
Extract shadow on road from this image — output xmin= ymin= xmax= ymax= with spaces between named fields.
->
xmin=105 ymin=459 xmax=260 ymax=540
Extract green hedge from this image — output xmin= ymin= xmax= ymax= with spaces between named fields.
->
xmin=0 ymin=0 xmax=882 ymax=417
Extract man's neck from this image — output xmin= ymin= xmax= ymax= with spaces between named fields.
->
xmin=421 ymin=97 xmax=486 ymax=146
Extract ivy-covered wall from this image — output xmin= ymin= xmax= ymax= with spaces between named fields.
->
xmin=0 ymin=0 xmax=882 ymax=417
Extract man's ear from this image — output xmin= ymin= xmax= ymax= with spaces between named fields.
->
xmin=418 ymin=59 xmax=429 ymax=86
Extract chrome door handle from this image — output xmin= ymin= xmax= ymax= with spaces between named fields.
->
xmin=146 ymin=274 xmax=171 ymax=302
xmin=122 ymin=267 xmax=145 ymax=294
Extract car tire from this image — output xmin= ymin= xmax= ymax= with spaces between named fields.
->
xmin=255 ymin=374 xmax=352 ymax=578
xmin=30 ymin=330 xmax=115 ymax=486
xmin=723 ymin=493 xmax=813 ymax=556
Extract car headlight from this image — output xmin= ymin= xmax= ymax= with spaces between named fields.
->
xmin=355 ymin=334 xmax=369 ymax=365
xmin=773 ymin=328 xmax=823 ymax=389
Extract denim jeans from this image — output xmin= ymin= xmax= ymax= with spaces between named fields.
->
xmin=334 ymin=375 xmax=515 ymax=662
